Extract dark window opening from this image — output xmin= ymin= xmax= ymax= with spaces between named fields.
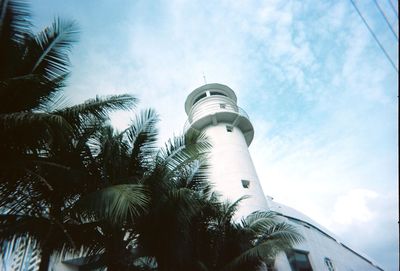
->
xmin=324 ymin=258 xmax=334 ymax=271
xmin=241 ymin=179 xmax=250 ymax=188
xmin=226 ymin=125 xmax=233 ymax=132
xmin=193 ymin=93 xmax=207 ymax=105
xmin=220 ymin=103 xmax=226 ymax=109
xmin=210 ymin=91 xmax=227 ymax=97
xmin=286 ymin=250 xmax=313 ymax=271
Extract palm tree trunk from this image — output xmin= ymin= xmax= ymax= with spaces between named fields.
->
xmin=38 ymin=246 xmax=51 ymax=271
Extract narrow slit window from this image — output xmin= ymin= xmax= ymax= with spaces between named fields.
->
xmin=210 ymin=91 xmax=227 ymax=97
xmin=226 ymin=125 xmax=233 ymax=132
xmin=324 ymin=258 xmax=334 ymax=271
xmin=241 ymin=179 xmax=250 ymax=188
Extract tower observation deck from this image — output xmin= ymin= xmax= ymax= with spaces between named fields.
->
xmin=184 ymin=83 xmax=269 ymax=217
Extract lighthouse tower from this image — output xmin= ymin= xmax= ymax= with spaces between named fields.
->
xmin=184 ymin=83 xmax=269 ymax=217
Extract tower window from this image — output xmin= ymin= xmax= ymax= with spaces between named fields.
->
xmin=286 ymin=250 xmax=313 ymax=271
xmin=226 ymin=125 xmax=233 ymax=132
xmin=220 ymin=103 xmax=226 ymax=109
xmin=324 ymin=258 xmax=334 ymax=271
xmin=193 ymin=93 xmax=207 ymax=105
xmin=210 ymin=91 xmax=227 ymax=97
xmin=241 ymin=179 xmax=250 ymax=188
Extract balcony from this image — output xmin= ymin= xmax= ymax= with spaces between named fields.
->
xmin=184 ymin=99 xmax=254 ymax=145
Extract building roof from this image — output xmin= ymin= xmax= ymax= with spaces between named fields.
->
xmin=184 ymin=83 xmax=237 ymax=114
xmin=267 ymin=198 xmax=383 ymax=270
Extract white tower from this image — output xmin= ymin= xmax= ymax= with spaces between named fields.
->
xmin=184 ymin=83 xmax=269 ymax=217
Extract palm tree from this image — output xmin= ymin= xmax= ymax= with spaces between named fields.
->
xmin=192 ymin=198 xmax=304 ymax=271
xmin=134 ymin=132 xmax=213 ymax=271
xmin=0 ymin=96 xmax=139 ymax=271
xmin=72 ymin=109 xmax=159 ymax=271
xmin=0 ymin=0 xmax=78 ymax=194
xmin=68 ymin=113 xmax=212 ymax=271
xmin=0 ymin=0 xmax=77 ymax=157
xmin=1 ymin=2 xmax=303 ymax=271
xmin=0 ymin=1 xmax=139 ymax=270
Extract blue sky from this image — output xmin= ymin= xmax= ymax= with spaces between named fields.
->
xmin=31 ymin=0 xmax=398 ymax=270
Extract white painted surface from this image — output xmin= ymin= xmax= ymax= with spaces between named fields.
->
xmin=204 ymin=123 xmax=269 ymax=217
xmin=185 ymin=84 xmax=268 ymax=218
xmin=274 ymin=215 xmax=382 ymax=271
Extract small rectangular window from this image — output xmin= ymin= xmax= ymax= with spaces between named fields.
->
xmin=286 ymin=250 xmax=313 ymax=271
xmin=241 ymin=179 xmax=250 ymax=188
xmin=220 ymin=103 xmax=226 ymax=109
xmin=226 ymin=125 xmax=233 ymax=132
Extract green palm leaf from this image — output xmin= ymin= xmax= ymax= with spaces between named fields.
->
xmin=166 ymin=187 xmax=202 ymax=225
xmin=124 ymin=108 xmax=159 ymax=166
xmin=0 ymin=74 xmax=66 ymax=113
xmin=256 ymin=222 xmax=304 ymax=246
xmin=0 ymin=111 xmax=72 ymax=151
xmin=29 ymin=17 xmax=79 ymax=79
xmin=75 ymin=184 xmax=149 ymax=225
xmin=155 ymin=132 xmax=211 ymax=185
xmin=0 ymin=0 xmax=30 ymax=44
xmin=241 ymin=211 xmax=278 ymax=234
xmin=218 ymin=196 xmax=249 ymax=226
xmin=54 ymin=94 xmax=137 ymax=132
xmin=222 ymin=222 xmax=303 ymax=271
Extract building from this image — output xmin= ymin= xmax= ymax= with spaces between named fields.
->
xmin=4 ymin=83 xmax=383 ymax=271
xmin=184 ymin=83 xmax=383 ymax=271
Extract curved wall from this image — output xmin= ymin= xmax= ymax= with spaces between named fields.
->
xmin=203 ymin=123 xmax=269 ymax=217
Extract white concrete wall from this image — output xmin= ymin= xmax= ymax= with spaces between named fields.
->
xmin=274 ymin=217 xmax=382 ymax=271
xmin=203 ymin=123 xmax=269 ymax=218
xmin=189 ymin=95 xmax=238 ymax=124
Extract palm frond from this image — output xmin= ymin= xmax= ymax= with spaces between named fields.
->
xmin=124 ymin=108 xmax=158 ymax=168
xmin=218 ymin=196 xmax=249 ymax=225
xmin=0 ymin=111 xmax=72 ymax=150
xmin=241 ymin=211 xmax=277 ymax=232
xmin=0 ymin=74 xmax=66 ymax=113
xmin=155 ymin=132 xmax=211 ymax=185
xmin=0 ymin=179 xmax=46 ymax=216
xmin=221 ymin=242 xmax=272 ymax=271
xmin=0 ymin=215 xmax=53 ymax=244
xmin=182 ymin=160 xmax=211 ymax=191
xmin=0 ymin=0 xmax=31 ymax=45
xmin=222 ymin=222 xmax=303 ymax=271
xmin=75 ymin=184 xmax=149 ymax=225
xmin=166 ymin=187 xmax=202 ymax=225
xmin=54 ymin=94 xmax=137 ymax=132
xmin=94 ymin=125 xmax=132 ymax=183
xmin=133 ymin=256 xmax=158 ymax=270
xmin=257 ymin=222 xmax=304 ymax=246
xmin=30 ymin=17 xmax=79 ymax=79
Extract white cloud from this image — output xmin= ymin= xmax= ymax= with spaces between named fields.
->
xmin=30 ymin=0 xmax=398 ymax=269
xmin=331 ymin=188 xmax=379 ymax=226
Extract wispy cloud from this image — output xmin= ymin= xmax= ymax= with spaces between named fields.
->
xmin=31 ymin=0 xmax=399 ymax=269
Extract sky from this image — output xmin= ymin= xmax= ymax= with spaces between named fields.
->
xmin=30 ymin=0 xmax=398 ymax=270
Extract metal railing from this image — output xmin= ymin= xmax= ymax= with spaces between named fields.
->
xmin=184 ymin=101 xmax=250 ymax=132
